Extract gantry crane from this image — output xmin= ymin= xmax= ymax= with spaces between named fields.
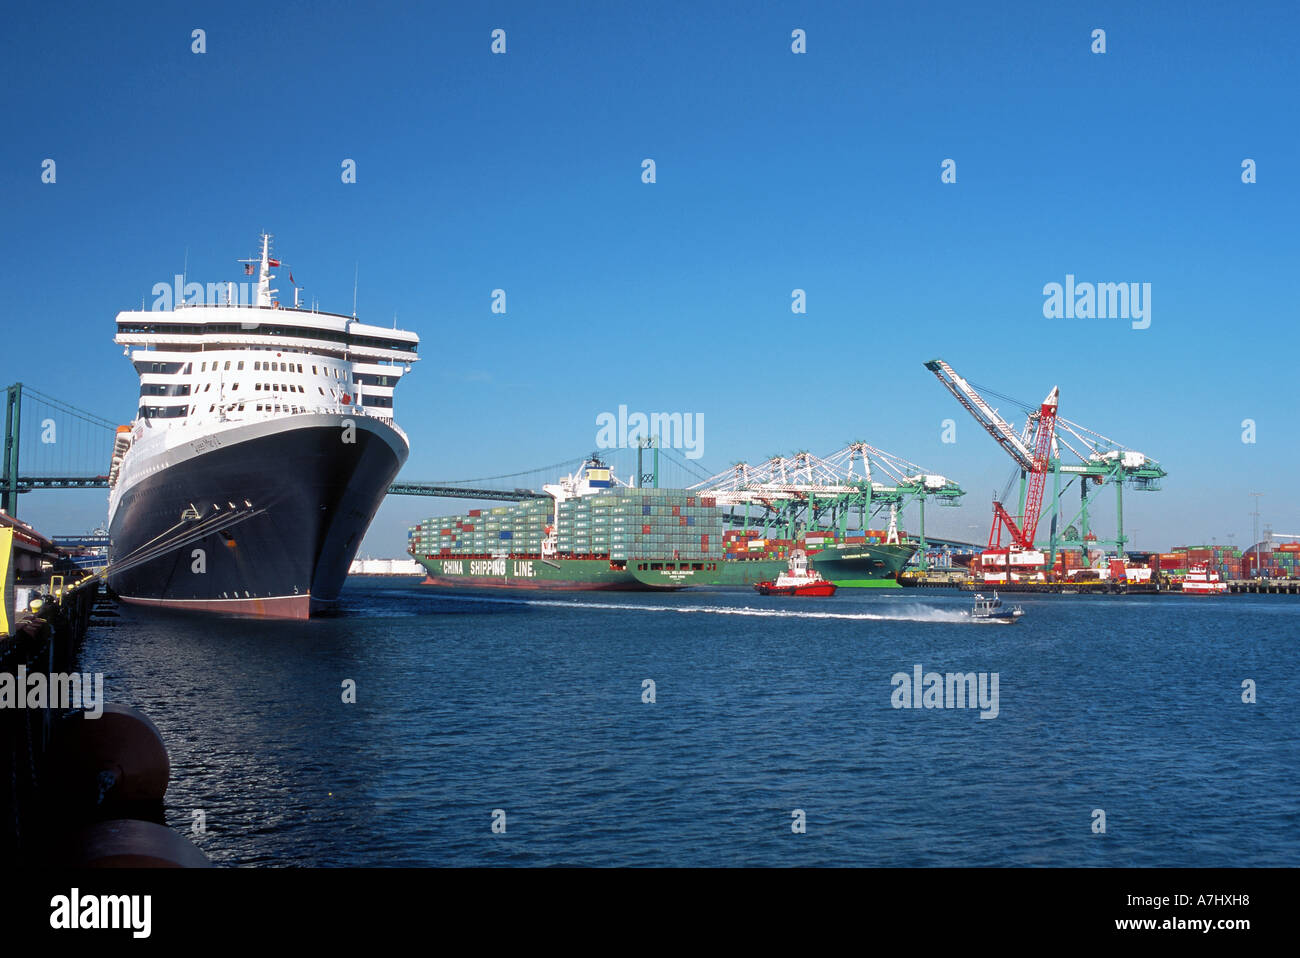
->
xmin=925 ymin=359 xmax=1166 ymax=576
xmin=688 ymin=443 xmax=964 ymax=569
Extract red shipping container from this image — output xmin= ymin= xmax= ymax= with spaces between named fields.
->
xmin=672 ymin=506 xmax=680 ymax=516
xmin=463 ymin=524 xmax=474 ymax=532
xmin=679 ymin=517 xmax=687 ymax=526
xmin=469 ymin=509 xmax=482 ymax=517
xmin=642 ymin=525 xmax=651 ymax=535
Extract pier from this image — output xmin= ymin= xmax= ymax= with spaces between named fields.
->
xmin=1 ymin=512 xmax=208 ymax=866
xmin=902 ymin=570 xmax=1299 ymax=595
xmin=901 ymin=572 xmax=1166 ymax=594
xmin=1 ymin=512 xmax=100 ymax=859
xmin=1225 ymin=579 xmax=1300 ymax=595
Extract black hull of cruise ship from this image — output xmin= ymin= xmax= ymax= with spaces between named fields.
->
xmin=107 ymin=419 xmax=405 ymax=619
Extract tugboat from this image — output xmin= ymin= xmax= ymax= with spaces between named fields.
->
xmin=1181 ymin=564 xmax=1228 ymax=595
xmin=967 ymin=591 xmax=1024 ymax=623
xmin=753 ymin=549 xmax=837 ymax=596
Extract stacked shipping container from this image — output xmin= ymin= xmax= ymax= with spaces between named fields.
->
xmin=409 ymin=488 xmax=723 ymax=561
xmin=1148 ymin=543 xmax=1300 ymax=580
xmin=1243 ymin=542 xmax=1298 ymax=578
xmin=721 ymin=527 xmax=899 ymax=563
xmin=559 ymin=488 xmax=722 ymax=560
xmin=408 ymin=503 xmax=554 ymax=557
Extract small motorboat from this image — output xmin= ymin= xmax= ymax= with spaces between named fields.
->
xmin=967 ymin=591 xmax=1024 ymax=623
xmin=754 ymin=549 xmax=837 ymax=596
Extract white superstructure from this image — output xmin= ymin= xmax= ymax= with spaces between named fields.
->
xmin=109 ymin=233 xmax=419 ymax=507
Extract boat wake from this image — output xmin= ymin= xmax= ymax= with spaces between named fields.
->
xmin=429 ymin=594 xmax=971 ymax=623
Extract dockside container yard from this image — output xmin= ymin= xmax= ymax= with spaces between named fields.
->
xmin=1157 ymin=542 xmax=1300 ymax=579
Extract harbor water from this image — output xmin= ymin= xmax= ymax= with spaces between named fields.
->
xmin=78 ymin=579 xmax=1299 ymax=866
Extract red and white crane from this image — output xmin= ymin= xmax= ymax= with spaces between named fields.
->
xmin=988 ymin=386 xmax=1058 ymax=551
xmin=925 ymin=359 xmax=1058 ymax=580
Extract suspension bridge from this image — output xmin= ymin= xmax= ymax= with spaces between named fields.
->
xmin=1 ymin=383 xmax=979 ymax=560
xmin=0 ymin=384 xmax=736 ymax=514
xmin=1 ymin=384 xmax=122 ymax=512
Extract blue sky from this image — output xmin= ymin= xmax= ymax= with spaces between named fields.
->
xmin=2 ymin=1 xmax=1296 ymax=553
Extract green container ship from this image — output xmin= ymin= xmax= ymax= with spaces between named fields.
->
xmin=408 ymin=461 xmax=915 ymax=591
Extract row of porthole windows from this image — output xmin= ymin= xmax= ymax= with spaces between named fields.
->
xmin=172 ymin=382 xmax=312 ymax=395
xmin=194 ymin=358 xmax=347 ymax=379
xmin=197 ymin=358 xmax=351 ymax=376
xmin=198 ymin=402 xmax=305 ymax=415
xmin=156 ymin=393 xmax=327 ymax=418
xmin=162 ymin=384 xmax=345 ymax=411
xmin=254 ymin=383 xmax=306 ymax=393
xmin=144 ymin=353 xmax=367 ymax=381
xmin=198 ymin=359 xmax=316 ymax=374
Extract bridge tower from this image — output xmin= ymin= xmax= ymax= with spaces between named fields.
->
xmin=2 ymin=383 xmax=21 ymax=516
xmin=636 ymin=436 xmax=659 ymax=489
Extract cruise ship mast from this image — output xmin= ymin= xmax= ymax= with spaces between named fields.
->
xmin=236 ymin=233 xmax=280 ymax=308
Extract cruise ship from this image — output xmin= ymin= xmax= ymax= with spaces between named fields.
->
xmin=105 ymin=234 xmax=419 ymax=618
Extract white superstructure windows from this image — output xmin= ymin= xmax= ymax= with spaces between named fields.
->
xmin=138 ymin=405 xmax=186 ymax=420
xmin=125 ymin=337 xmax=401 ymax=427
xmin=141 ymin=383 xmax=191 ymax=397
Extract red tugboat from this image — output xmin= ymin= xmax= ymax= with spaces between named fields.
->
xmin=753 ymin=549 xmax=837 ymax=597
